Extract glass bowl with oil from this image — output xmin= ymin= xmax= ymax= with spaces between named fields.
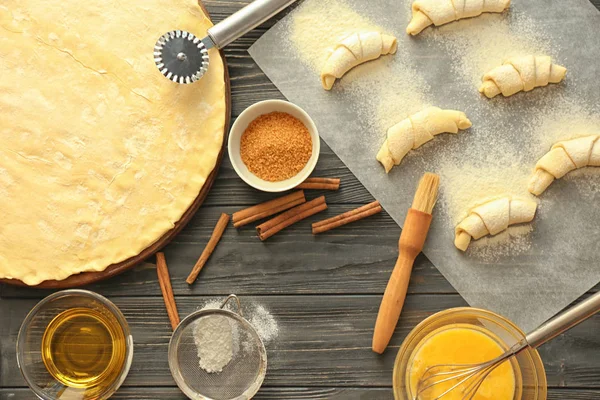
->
xmin=17 ymin=289 xmax=133 ymax=400
xmin=393 ymin=307 xmax=547 ymax=400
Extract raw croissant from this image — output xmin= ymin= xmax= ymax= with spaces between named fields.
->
xmin=321 ymin=32 xmax=397 ymax=90
xmin=479 ymin=55 xmax=567 ymax=98
xmin=377 ymin=107 xmax=472 ymax=173
xmin=529 ymin=135 xmax=600 ymax=196
xmin=407 ymin=0 xmax=511 ymax=36
xmin=455 ymin=196 xmax=537 ymax=251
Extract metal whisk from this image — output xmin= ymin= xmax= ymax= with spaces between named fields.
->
xmin=415 ymin=290 xmax=600 ymax=400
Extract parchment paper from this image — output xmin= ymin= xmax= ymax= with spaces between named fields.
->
xmin=249 ymin=0 xmax=600 ymax=332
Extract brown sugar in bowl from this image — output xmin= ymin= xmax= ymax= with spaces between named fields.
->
xmin=228 ymin=100 xmax=320 ymax=192
xmin=240 ymin=112 xmax=313 ymax=182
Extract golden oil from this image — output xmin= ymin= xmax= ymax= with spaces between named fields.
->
xmin=41 ymin=307 xmax=126 ymax=390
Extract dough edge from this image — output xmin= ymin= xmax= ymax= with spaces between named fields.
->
xmin=0 ymin=1 xmax=227 ymax=285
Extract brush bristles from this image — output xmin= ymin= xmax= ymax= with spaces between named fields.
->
xmin=411 ymin=173 xmax=440 ymax=214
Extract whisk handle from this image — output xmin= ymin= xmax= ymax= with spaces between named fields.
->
xmin=207 ymin=0 xmax=299 ymax=49
xmin=526 ymin=291 xmax=600 ymax=348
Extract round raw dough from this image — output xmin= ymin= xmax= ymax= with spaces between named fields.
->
xmin=0 ymin=0 xmax=226 ymax=285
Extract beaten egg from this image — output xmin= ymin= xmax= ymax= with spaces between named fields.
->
xmin=408 ymin=324 xmax=517 ymax=400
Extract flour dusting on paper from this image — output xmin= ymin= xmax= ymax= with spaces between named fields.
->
xmin=289 ymin=0 xmax=383 ymax=72
xmin=563 ymin=168 xmax=600 ymax=201
xmin=288 ymin=0 xmax=429 ymax=135
xmin=424 ymin=11 xmax=554 ymax=87
xmin=438 ymin=162 xmax=537 ymax=227
xmin=339 ymin=55 xmax=430 ymax=134
xmin=524 ymin=98 xmax=600 ymax=150
xmin=469 ymin=224 xmax=534 ymax=261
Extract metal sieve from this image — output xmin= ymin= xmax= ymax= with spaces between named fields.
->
xmin=168 ymin=295 xmax=267 ymax=400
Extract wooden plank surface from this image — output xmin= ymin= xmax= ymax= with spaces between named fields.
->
xmin=1 ymin=388 xmax=600 ymax=400
xmin=1 ymin=296 xmax=599 ymax=389
xmin=1 ymin=1 xmax=600 ymax=399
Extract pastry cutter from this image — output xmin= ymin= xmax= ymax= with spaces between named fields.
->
xmin=154 ymin=0 xmax=298 ymax=84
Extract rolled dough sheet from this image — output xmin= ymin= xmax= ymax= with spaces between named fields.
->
xmin=0 ymin=0 xmax=226 ymax=285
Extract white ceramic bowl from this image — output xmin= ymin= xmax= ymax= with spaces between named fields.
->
xmin=228 ymin=99 xmax=320 ymax=192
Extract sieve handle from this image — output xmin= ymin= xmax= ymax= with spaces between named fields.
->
xmin=221 ymin=294 xmax=243 ymax=317
xmin=206 ymin=0 xmax=298 ymax=49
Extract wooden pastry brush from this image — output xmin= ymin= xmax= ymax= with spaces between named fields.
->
xmin=372 ymin=173 xmax=440 ymax=354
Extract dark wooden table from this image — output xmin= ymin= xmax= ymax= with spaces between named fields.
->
xmin=2 ymin=1 xmax=600 ymax=399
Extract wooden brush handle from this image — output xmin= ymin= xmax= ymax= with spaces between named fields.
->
xmin=372 ymin=209 xmax=432 ymax=354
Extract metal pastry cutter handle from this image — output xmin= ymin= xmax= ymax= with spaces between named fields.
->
xmin=206 ymin=0 xmax=299 ymax=50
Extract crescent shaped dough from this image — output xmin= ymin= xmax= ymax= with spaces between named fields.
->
xmin=407 ymin=0 xmax=511 ymax=36
xmin=480 ymin=55 xmax=567 ymax=98
xmin=455 ymin=197 xmax=537 ymax=251
xmin=529 ymin=135 xmax=600 ymax=196
xmin=376 ymin=107 xmax=472 ymax=173
xmin=321 ymin=32 xmax=397 ymax=90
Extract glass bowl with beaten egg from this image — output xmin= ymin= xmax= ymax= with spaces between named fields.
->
xmin=394 ymin=307 xmax=547 ymax=400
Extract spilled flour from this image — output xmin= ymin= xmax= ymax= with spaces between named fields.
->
xmin=249 ymin=305 xmax=279 ymax=343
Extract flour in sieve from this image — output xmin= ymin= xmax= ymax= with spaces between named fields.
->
xmin=199 ymin=299 xmax=280 ymax=345
xmin=192 ymin=315 xmax=233 ymax=373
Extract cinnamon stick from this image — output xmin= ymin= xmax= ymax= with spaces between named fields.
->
xmin=296 ymin=177 xmax=340 ymax=190
xmin=186 ymin=213 xmax=230 ymax=285
xmin=156 ymin=252 xmax=180 ymax=330
xmin=232 ymin=191 xmax=306 ymax=228
xmin=312 ymin=201 xmax=382 ymax=234
xmin=257 ymin=196 xmax=328 ymax=241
